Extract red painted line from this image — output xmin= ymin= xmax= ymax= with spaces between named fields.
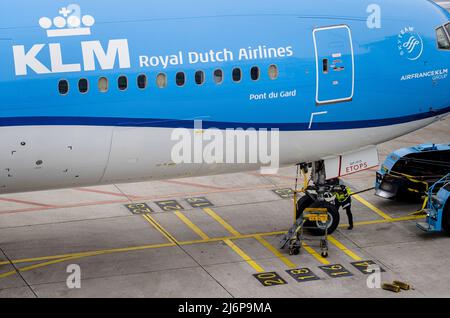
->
xmin=0 ymin=199 xmax=129 ymax=216
xmin=162 ymin=180 xmax=227 ymax=190
xmin=0 ymin=197 xmax=57 ymax=208
xmin=74 ymin=188 xmax=143 ymax=199
xmin=247 ymin=172 xmax=296 ymax=181
xmin=0 ymin=182 xmax=291 ymax=216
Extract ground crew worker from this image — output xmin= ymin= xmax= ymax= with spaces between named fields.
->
xmin=334 ymin=184 xmax=354 ymax=230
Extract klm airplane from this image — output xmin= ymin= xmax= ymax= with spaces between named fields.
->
xmin=0 ymin=0 xmax=449 ymax=196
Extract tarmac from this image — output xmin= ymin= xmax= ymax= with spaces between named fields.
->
xmin=0 ymin=117 xmax=448 ymax=298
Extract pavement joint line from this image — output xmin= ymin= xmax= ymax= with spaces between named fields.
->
xmin=174 ymin=210 xmax=210 ymax=240
xmin=328 ymin=235 xmax=362 ymax=261
xmin=352 ymin=194 xmax=393 ymax=220
xmin=142 ymin=214 xmax=179 ymax=245
xmin=254 ymin=235 xmax=297 ymax=269
xmin=223 ymin=239 xmax=265 ymax=273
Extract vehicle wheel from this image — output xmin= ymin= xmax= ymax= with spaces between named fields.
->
xmin=442 ymin=203 xmax=450 ymax=235
xmin=308 ymin=201 xmax=340 ymax=236
xmin=296 ymin=198 xmax=340 ymax=236
xmin=290 ymin=247 xmax=300 ymax=255
xmin=321 ymin=252 xmax=328 ymax=258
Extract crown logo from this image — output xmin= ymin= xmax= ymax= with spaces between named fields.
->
xmin=39 ymin=7 xmax=95 ymax=38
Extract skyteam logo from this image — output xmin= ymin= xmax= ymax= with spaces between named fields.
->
xmin=398 ymin=27 xmax=424 ymax=61
xmin=12 ymin=4 xmax=131 ymax=76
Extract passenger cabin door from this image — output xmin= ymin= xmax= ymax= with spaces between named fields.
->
xmin=313 ymin=25 xmax=355 ymax=105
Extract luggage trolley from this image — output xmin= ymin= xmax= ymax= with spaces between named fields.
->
xmin=280 ymin=203 xmax=330 ymax=257
xmin=279 ymin=165 xmax=330 ymax=258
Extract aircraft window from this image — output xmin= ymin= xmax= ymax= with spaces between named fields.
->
xmin=232 ymin=68 xmax=242 ymax=82
xmin=118 ymin=76 xmax=128 ymax=91
xmin=78 ymin=78 xmax=88 ymax=94
xmin=268 ymin=65 xmax=279 ymax=80
xmin=58 ymin=80 xmax=69 ymax=95
xmin=137 ymin=74 xmax=147 ymax=89
xmin=437 ymin=27 xmax=450 ymax=49
xmin=195 ymin=71 xmax=205 ymax=85
xmin=251 ymin=66 xmax=260 ymax=81
xmin=322 ymin=59 xmax=329 ymax=74
xmin=98 ymin=77 xmax=109 ymax=93
xmin=214 ymin=69 xmax=223 ymax=84
xmin=157 ymin=73 xmax=167 ymax=88
xmin=446 ymin=23 xmax=450 ymax=36
xmin=176 ymin=72 xmax=186 ymax=87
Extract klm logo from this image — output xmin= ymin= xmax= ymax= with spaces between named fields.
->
xmin=12 ymin=5 xmax=131 ymax=76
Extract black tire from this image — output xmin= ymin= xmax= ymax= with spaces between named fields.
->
xmin=296 ymin=196 xmax=340 ymax=236
xmin=443 ymin=202 xmax=450 ymax=235
xmin=290 ymin=247 xmax=300 ymax=255
xmin=307 ymin=201 xmax=340 ymax=236
xmin=295 ymin=195 xmax=315 ymax=219
xmin=296 ymin=195 xmax=316 ymax=230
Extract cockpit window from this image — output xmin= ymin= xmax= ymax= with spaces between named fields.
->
xmin=436 ymin=26 xmax=450 ymax=50
xmin=446 ymin=23 xmax=450 ymax=35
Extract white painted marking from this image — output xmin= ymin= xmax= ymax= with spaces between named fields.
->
xmin=309 ymin=111 xmax=328 ymax=129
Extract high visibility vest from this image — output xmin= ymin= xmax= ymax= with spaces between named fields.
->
xmin=336 ymin=187 xmax=351 ymax=203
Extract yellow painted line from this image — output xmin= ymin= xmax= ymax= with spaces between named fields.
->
xmin=339 ymin=214 xmax=424 ymax=228
xmin=328 ymin=235 xmax=362 ymax=261
xmin=0 ymin=213 xmax=427 ymax=280
xmin=0 ymin=252 xmax=102 ymax=267
xmin=353 ymin=194 xmax=393 ymax=220
xmin=223 ymin=239 xmax=264 ymax=273
xmin=177 ymin=231 xmax=286 ymax=246
xmin=1 ymin=242 xmax=176 ymax=270
xmin=0 ymin=269 xmax=17 ymax=279
xmin=302 ymin=242 xmax=330 ymax=265
xmin=174 ymin=211 xmax=210 ymax=240
xmin=18 ymin=255 xmax=86 ymax=273
xmin=0 ymin=255 xmax=94 ymax=279
xmin=143 ymin=214 xmax=179 ymax=244
xmin=0 ymin=242 xmax=176 ymax=267
xmin=1 ymin=233 xmax=285 ymax=268
xmin=254 ymin=235 xmax=296 ymax=269
xmin=203 ymin=208 xmax=241 ymax=236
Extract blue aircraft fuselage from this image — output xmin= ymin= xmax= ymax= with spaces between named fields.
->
xmin=0 ymin=0 xmax=449 ymax=193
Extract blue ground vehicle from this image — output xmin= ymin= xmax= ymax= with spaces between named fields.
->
xmin=417 ymin=174 xmax=450 ymax=234
xmin=375 ymin=144 xmax=450 ymax=200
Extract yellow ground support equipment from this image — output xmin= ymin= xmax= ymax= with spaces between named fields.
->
xmin=280 ymin=206 xmax=329 ymax=257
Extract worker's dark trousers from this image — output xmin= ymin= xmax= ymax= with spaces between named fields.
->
xmin=335 ymin=199 xmax=354 ymax=227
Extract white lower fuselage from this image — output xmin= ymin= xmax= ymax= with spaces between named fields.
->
xmin=0 ymin=116 xmax=442 ymax=194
